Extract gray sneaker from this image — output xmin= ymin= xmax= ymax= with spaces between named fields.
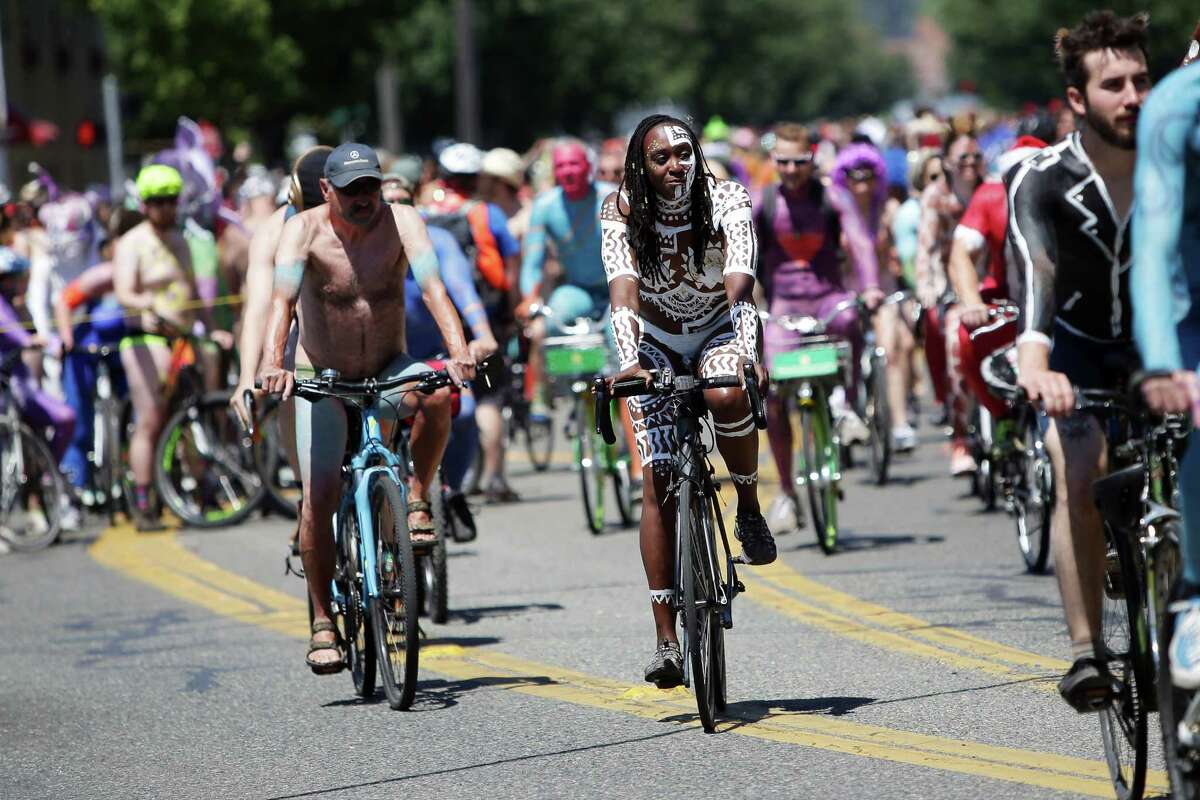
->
xmin=644 ymin=640 xmax=684 ymax=688
xmin=766 ymin=492 xmax=804 ymax=533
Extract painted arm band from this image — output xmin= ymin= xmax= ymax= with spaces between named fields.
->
xmin=610 ymin=306 xmax=642 ymax=370
xmin=409 ymin=248 xmax=441 ymax=291
xmin=273 ymin=259 xmax=305 ymax=299
xmin=730 ymin=301 xmax=759 ymax=363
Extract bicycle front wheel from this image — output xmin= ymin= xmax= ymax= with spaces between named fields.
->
xmin=798 ymin=390 xmax=839 ymax=555
xmin=1155 ymin=525 xmax=1200 ymax=798
xmin=155 ymin=394 xmax=266 ymax=528
xmin=368 ymin=476 xmax=420 ymax=710
xmin=0 ymin=421 xmax=65 ymax=551
xmin=576 ymin=394 xmax=604 ymax=534
xmin=1013 ymin=411 xmax=1053 ymax=573
xmin=678 ymin=479 xmax=722 ymax=733
xmin=1099 ymin=522 xmax=1149 ymax=800
xmin=867 ymin=350 xmax=891 ymax=486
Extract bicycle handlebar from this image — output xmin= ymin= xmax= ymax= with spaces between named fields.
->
xmin=592 ymin=363 xmax=767 ymax=446
xmin=255 ymin=367 xmax=455 ymax=402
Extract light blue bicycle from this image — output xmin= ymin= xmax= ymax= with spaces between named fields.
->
xmin=278 ymin=366 xmax=454 ymax=710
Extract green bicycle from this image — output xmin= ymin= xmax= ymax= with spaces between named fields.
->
xmin=765 ymin=298 xmax=858 ymax=555
xmin=543 ymin=316 xmax=636 ymax=535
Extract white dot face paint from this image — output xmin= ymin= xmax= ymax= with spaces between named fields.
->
xmin=665 ymin=125 xmax=696 ymax=200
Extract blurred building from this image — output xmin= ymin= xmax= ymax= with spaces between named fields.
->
xmin=862 ymin=0 xmax=949 ymax=98
xmin=2 ymin=0 xmax=108 ymax=190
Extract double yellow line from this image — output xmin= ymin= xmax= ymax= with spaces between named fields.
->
xmin=90 ymin=522 xmax=1166 ymax=796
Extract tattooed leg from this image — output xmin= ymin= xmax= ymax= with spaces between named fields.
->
xmin=701 ymin=332 xmax=761 ymax=514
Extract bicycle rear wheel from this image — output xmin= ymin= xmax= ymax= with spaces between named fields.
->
xmin=1099 ymin=522 xmax=1149 ymax=800
xmin=678 ymin=479 xmax=722 ymax=733
xmin=155 ymin=393 xmax=266 ymax=528
xmin=867 ymin=349 xmax=891 ymax=486
xmin=0 ymin=421 xmax=65 ymax=551
xmin=1013 ymin=411 xmax=1053 ymax=573
xmin=798 ymin=390 xmax=839 ymax=555
xmin=254 ymin=397 xmax=300 ymax=519
xmin=525 ymin=409 xmax=554 ymax=472
xmin=336 ymin=509 xmax=376 ymax=697
xmin=368 ymin=476 xmax=420 ymax=710
xmin=576 ymin=394 xmax=605 ymax=534
xmin=1154 ymin=526 xmax=1200 ymax=798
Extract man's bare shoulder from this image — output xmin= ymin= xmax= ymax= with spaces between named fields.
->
xmin=387 ymin=202 xmax=426 ymax=234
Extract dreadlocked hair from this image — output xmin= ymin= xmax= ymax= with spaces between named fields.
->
xmin=619 ymin=114 xmax=718 ymax=283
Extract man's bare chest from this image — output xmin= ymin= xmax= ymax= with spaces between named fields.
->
xmin=307 ymin=237 xmax=404 ymax=308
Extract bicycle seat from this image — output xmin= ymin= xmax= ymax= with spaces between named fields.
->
xmin=1091 ymin=464 xmax=1144 ymax=532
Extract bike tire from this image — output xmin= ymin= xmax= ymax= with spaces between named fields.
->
xmin=0 ymin=422 xmax=65 ymax=551
xmin=1099 ymin=521 xmax=1150 ymax=800
xmin=1014 ymin=411 xmax=1053 ymax=574
xmin=118 ymin=399 xmax=137 ymax=521
xmin=525 ymin=414 xmax=555 ymax=473
xmin=155 ymin=394 xmax=266 ymax=528
xmin=368 ymin=476 xmax=420 ymax=710
xmin=678 ymin=479 xmax=720 ymax=733
xmin=1153 ymin=526 xmax=1200 ymax=799
xmin=577 ymin=395 xmax=604 ymax=534
xmin=799 ymin=391 xmax=839 ymax=555
xmin=868 ymin=350 xmax=891 ymax=486
xmin=337 ymin=509 xmax=376 ymax=698
xmin=424 ymin=477 xmax=450 ymax=625
xmin=254 ymin=397 xmax=300 ymax=519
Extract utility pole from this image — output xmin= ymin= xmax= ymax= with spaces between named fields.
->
xmin=453 ymin=0 xmax=481 ymax=144
xmin=102 ymin=75 xmax=124 ymax=199
xmin=375 ymin=60 xmax=403 ymax=154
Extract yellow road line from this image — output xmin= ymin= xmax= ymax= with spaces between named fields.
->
xmin=88 ymin=523 xmax=1166 ymax=796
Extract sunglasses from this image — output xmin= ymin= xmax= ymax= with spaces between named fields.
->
xmin=847 ymin=169 xmax=876 ymax=182
xmin=926 ymin=171 xmax=944 ymax=182
xmin=337 ymin=178 xmax=381 ymax=197
xmin=957 ymin=153 xmax=983 ymax=165
xmin=144 ymin=196 xmax=179 ymax=207
xmin=773 ymin=156 xmax=814 ymax=167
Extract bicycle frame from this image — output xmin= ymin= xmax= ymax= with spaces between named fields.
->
xmin=334 ymin=402 xmax=410 ymax=605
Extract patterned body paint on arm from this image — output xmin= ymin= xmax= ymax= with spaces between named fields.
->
xmin=610 ymin=306 xmax=642 ymax=370
xmin=1006 ymin=161 xmax=1058 ymax=349
xmin=600 ymin=193 xmax=638 ymax=282
xmin=729 ymin=301 xmax=759 ymax=362
xmin=714 ymin=180 xmax=756 ymax=278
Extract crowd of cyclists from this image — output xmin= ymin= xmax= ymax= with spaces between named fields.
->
xmin=3 ymin=7 xmax=1200 ymax=795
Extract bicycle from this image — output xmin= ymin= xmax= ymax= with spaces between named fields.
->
xmin=0 ymin=348 xmax=67 ymax=551
xmin=857 ymin=290 xmax=914 ymax=486
xmin=541 ymin=312 xmax=635 ymax=534
xmin=273 ymin=366 xmax=455 ymax=710
xmin=764 ymin=298 xmax=858 ymax=554
xmin=242 ymin=391 xmax=301 ymax=519
xmin=594 ymin=362 xmax=767 ymax=732
xmin=66 ymin=343 xmax=132 ymax=525
xmin=153 ymin=335 xmax=266 ymax=528
xmin=1077 ymin=386 xmax=1189 ymax=800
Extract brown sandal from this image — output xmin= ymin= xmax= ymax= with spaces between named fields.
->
xmin=305 ymin=620 xmax=346 ymax=675
xmin=406 ymin=499 xmax=438 ymax=545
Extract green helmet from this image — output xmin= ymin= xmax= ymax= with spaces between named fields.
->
xmin=135 ymin=164 xmax=183 ymax=200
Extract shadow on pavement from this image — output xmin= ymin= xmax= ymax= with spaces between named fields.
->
xmin=784 ymin=532 xmax=945 ymax=553
xmin=447 ymin=603 xmax=563 ymax=624
xmin=258 ymin=727 xmax=689 ymax=799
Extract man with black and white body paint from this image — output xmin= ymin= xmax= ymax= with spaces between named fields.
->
xmin=601 ymin=115 xmax=772 ymax=689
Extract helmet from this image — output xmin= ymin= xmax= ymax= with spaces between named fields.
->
xmin=438 ymin=142 xmax=483 ymax=176
xmin=238 ymin=167 xmax=278 ymax=204
xmin=135 ymin=164 xmax=183 ymax=200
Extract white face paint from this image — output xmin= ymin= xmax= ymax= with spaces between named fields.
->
xmin=665 ymin=125 xmax=696 ymax=200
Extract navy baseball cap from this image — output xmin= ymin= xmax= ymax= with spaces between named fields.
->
xmin=324 ymin=143 xmax=383 ymax=188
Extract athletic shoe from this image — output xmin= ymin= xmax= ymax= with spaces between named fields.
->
xmin=644 ymin=640 xmax=684 ymax=688
xmin=766 ymin=492 xmax=803 ymax=533
xmin=837 ymin=409 xmax=870 ymax=445
xmin=446 ymin=492 xmax=477 ymax=542
xmin=892 ymin=424 xmax=918 ymax=453
xmin=1170 ymin=599 xmax=1200 ymax=690
xmin=1057 ymin=655 xmax=1117 ymax=712
xmin=950 ymin=440 xmax=977 ymax=477
xmin=734 ymin=511 xmax=777 ymax=565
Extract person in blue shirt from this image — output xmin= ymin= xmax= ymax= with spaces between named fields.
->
xmin=516 ymin=140 xmax=614 ymax=418
xmin=384 ymin=173 xmax=498 ymax=539
xmin=1129 ymin=59 xmax=1200 ymax=689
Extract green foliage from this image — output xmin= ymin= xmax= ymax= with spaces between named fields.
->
xmin=88 ymin=0 xmax=913 ymax=152
xmin=934 ymin=0 xmax=1197 ymax=106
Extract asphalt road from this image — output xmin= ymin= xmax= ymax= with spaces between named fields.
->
xmin=0 ymin=422 xmax=1170 ymax=800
